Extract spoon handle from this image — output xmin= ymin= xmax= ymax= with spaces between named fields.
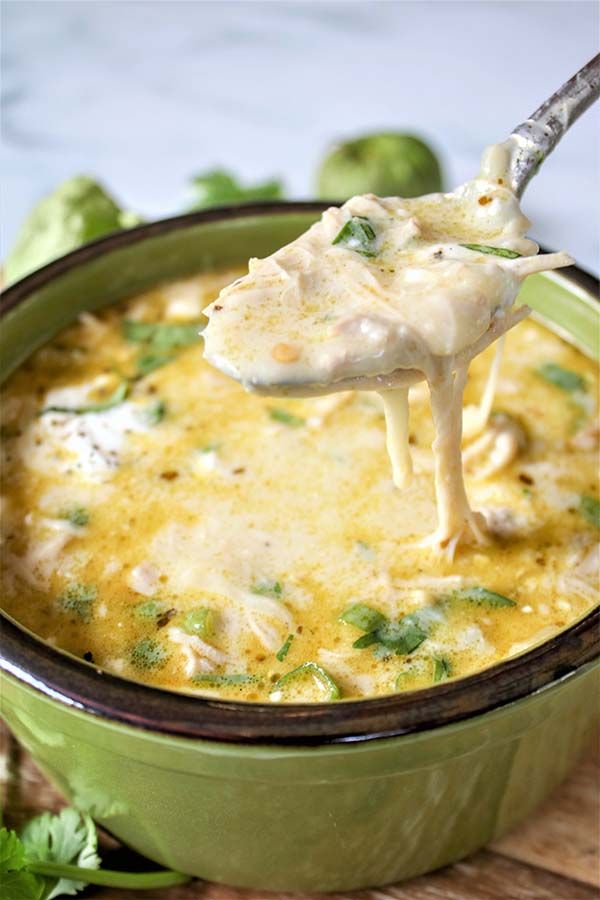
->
xmin=508 ymin=53 xmax=600 ymax=197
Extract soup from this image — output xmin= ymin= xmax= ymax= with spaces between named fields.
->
xmin=1 ymin=269 xmax=597 ymax=701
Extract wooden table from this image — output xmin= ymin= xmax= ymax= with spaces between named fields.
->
xmin=1 ymin=722 xmax=598 ymax=900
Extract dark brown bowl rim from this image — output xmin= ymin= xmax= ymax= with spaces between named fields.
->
xmin=1 ymin=202 xmax=598 ymax=746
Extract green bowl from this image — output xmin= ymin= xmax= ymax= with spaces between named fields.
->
xmin=1 ymin=204 xmax=599 ymax=892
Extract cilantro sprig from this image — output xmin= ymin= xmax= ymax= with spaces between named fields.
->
xmin=0 ymin=809 xmax=189 ymax=899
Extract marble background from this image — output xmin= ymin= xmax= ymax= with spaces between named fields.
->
xmin=2 ymin=0 xmax=599 ymax=271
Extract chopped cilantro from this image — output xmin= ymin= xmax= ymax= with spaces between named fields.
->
xmin=134 ymin=351 xmax=174 ymax=377
xmin=251 ymin=579 xmax=283 ymax=597
xmin=536 ymin=363 xmax=586 ymax=393
xmin=268 ymin=407 xmax=306 ymax=427
xmin=130 ymin=638 xmax=168 ymax=670
xmin=432 ymin=655 xmax=452 ymax=682
xmin=339 ymin=603 xmax=386 ymax=632
xmin=275 ymin=633 xmax=295 ymax=662
xmin=58 ymin=583 xmax=97 ymax=622
xmin=41 ymin=382 xmax=128 ymax=415
xmin=332 ymin=216 xmax=378 ymax=257
xmin=134 ymin=599 xmax=169 ymax=620
xmin=59 ymin=506 xmax=89 ymax=527
xmin=139 ymin=399 xmax=166 ymax=425
xmin=350 ymin=608 xmax=431 ymax=656
xmin=459 ymin=243 xmax=522 ymax=259
xmin=579 ymin=495 xmax=600 ymax=529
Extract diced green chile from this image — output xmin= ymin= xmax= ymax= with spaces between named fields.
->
xmin=536 ymin=363 xmax=586 ymax=392
xmin=332 ymin=216 xmax=378 ymax=257
xmin=181 ymin=607 xmax=215 ymax=639
xmin=339 ymin=603 xmax=386 ymax=632
xmin=41 ymin=382 xmax=128 ymax=415
xmin=459 ymin=243 xmax=522 ymax=259
xmin=448 ymin=586 xmax=516 ymax=608
xmin=579 ymin=495 xmax=600 ymax=529
xmin=271 ymin=662 xmax=341 ymax=700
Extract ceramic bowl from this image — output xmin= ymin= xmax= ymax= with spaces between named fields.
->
xmin=1 ymin=204 xmax=598 ymax=891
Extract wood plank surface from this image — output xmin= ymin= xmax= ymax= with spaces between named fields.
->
xmin=1 ymin=721 xmax=598 ymax=900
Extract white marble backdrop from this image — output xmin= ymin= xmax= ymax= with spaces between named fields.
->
xmin=2 ymin=0 xmax=598 ymax=271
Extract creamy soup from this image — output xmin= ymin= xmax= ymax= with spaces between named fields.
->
xmin=0 ymin=270 xmax=597 ymax=701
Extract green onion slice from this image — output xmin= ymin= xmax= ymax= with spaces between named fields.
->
xmin=122 ymin=320 xmax=204 ymax=349
xmin=276 ymin=633 xmax=295 ymax=662
xmin=271 ymin=661 xmax=341 ymax=701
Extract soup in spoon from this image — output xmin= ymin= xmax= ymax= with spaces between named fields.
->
xmin=203 ymin=144 xmax=572 ymax=548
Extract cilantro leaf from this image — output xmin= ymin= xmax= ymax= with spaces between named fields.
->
xmin=332 ymin=216 xmax=378 ymax=257
xmin=123 ymin=320 xmax=204 ymax=351
xmin=3 ymin=869 xmax=45 ymax=900
xmin=432 ymin=655 xmax=452 ymax=682
xmin=339 ymin=603 xmax=386 ymax=632
xmin=536 ymin=363 xmax=586 ymax=393
xmin=0 ymin=827 xmax=28 ymax=873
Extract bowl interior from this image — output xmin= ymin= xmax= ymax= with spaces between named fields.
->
xmin=1 ymin=204 xmax=598 ymax=744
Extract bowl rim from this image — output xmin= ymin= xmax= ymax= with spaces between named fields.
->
xmin=1 ymin=201 xmax=598 ymax=746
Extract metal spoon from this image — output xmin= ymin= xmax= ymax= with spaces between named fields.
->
xmin=220 ymin=54 xmax=600 ymax=399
